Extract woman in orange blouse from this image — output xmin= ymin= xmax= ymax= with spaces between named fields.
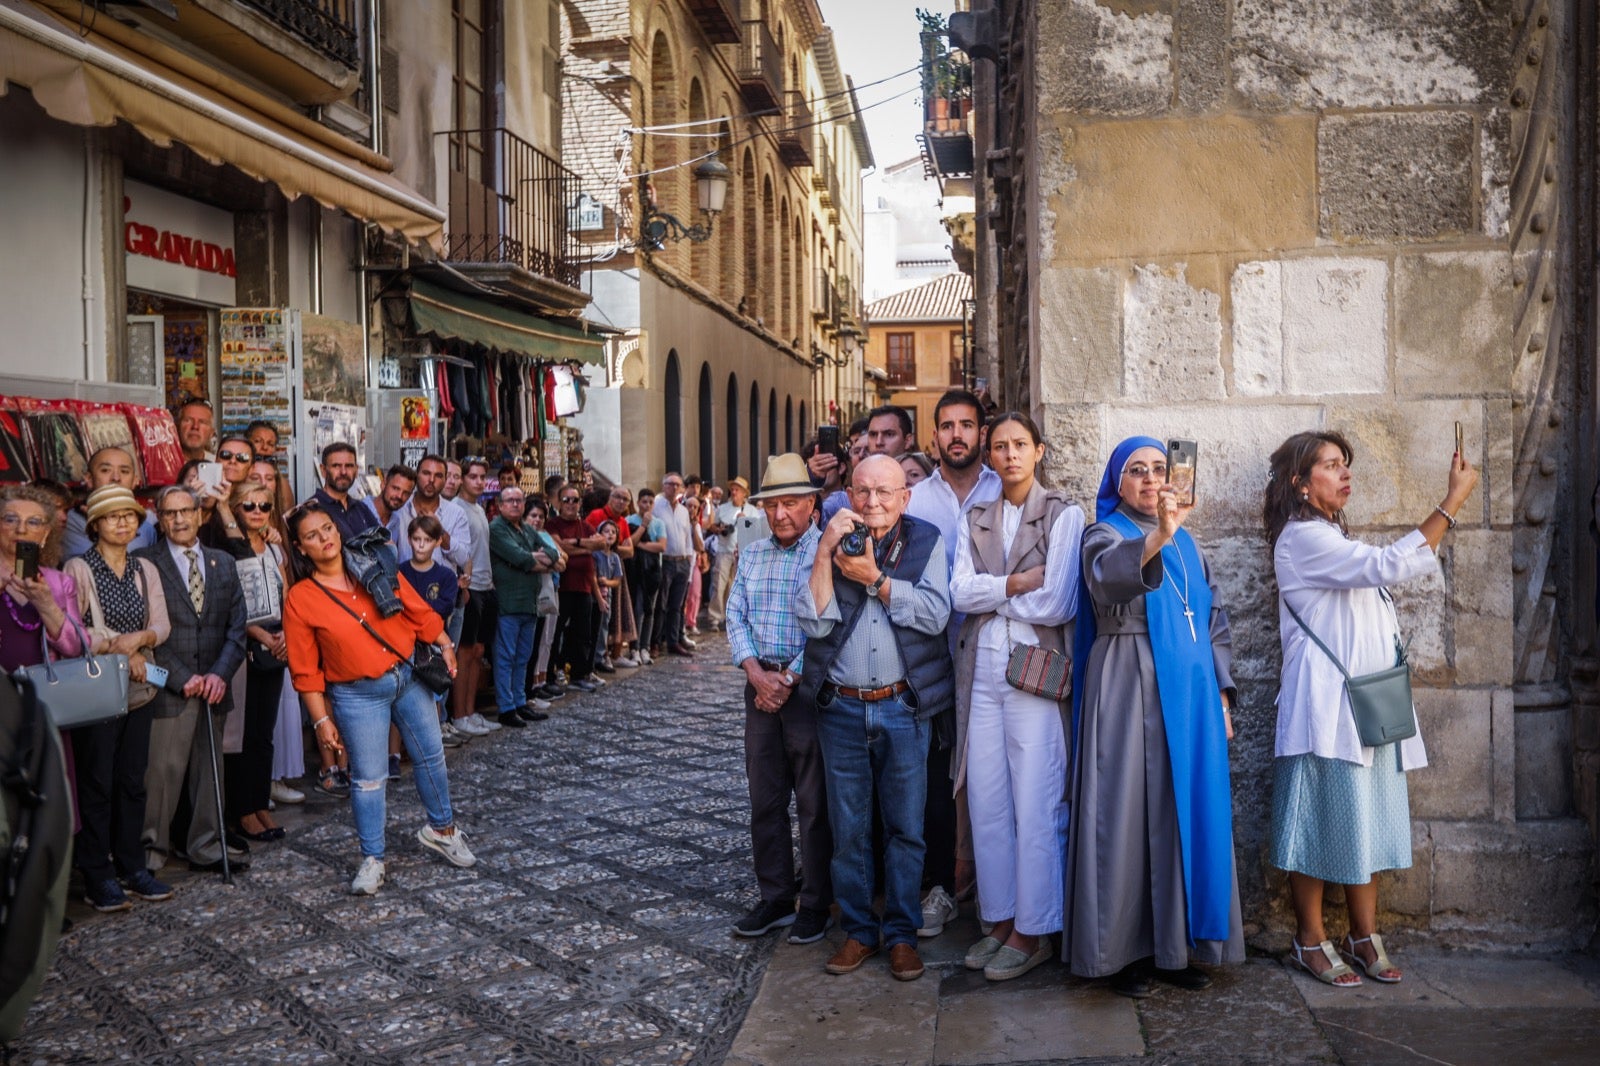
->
xmin=283 ymin=501 xmax=474 ymax=896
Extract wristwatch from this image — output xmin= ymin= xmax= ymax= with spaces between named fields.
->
xmin=866 ymin=572 xmax=888 ymax=597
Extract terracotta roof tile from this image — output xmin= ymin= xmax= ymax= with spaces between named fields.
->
xmin=865 ymin=273 xmax=973 ymax=324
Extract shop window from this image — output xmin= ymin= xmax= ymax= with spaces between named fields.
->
xmin=887 ymin=333 xmax=915 ymax=387
xmin=127 ymin=291 xmax=213 ymax=407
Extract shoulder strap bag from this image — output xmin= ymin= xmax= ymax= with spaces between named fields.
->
xmin=1283 ymin=592 xmax=1416 ymax=747
xmin=11 ymin=614 xmax=129 ymax=730
xmin=312 ymin=581 xmax=453 ymax=696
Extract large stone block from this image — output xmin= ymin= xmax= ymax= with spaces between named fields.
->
xmin=1319 ymin=112 xmax=1476 ymax=243
xmin=1447 ymin=529 xmax=1514 ymax=686
xmin=1038 ymin=265 xmax=1124 ymax=404
xmin=1124 ymin=263 xmax=1225 ymax=401
xmin=1408 ymin=688 xmax=1492 ymax=820
xmin=1175 ymin=0 xmax=1228 ymax=112
xmin=1484 ymin=396 xmax=1513 ymax=527
xmin=1038 ymin=402 xmax=1107 ymax=505
xmin=1037 ymin=0 xmax=1173 ymax=116
xmin=1230 ymin=260 xmax=1283 ymax=396
xmin=1383 ymin=821 xmax=1435 ymax=920
xmin=1396 ymin=252 xmax=1512 ymax=396
xmin=1200 ymin=534 xmax=1279 ymax=684
xmin=1101 ymin=401 xmax=1325 ymax=531
xmin=1516 ymin=708 xmax=1574 ymax=819
xmin=1482 ymin=108 xmax=1511 ymax=240
xmin=1282 ymin=257 xmax=1388 ymax=395
xmin=1233 ymin=0 xmax=1510 ymax=111
xmin=1373 ymin=532 xmax=1448 ymax=677
xmin=1326 ymin=398 xmax=1483 ymax=528
xmin=1046 ymin=114 xmax=1318 ymax=261
xmin=1430 ymin=819 xmax=1595 ymax=946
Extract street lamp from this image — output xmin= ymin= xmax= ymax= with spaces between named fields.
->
xmin=637 ymin=158 xmax=731 ymax=250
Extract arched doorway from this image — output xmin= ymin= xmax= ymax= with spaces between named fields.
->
xmin=664 ymin=350 xmax=682 ymax=473
xmin=749 ymin=380 xmax=761 ymax=481
xmin=725 ymin=373 xmax=740 ymax=480
xmin=697 ymin=362 xmax=714 ymax=480
xmin=768 ymin=389 xmax=778 ymax=456
xmin=799 ymin=400 xmax=809 ymax=448
xmin=785 ymin=396 xmax=794 ymax=452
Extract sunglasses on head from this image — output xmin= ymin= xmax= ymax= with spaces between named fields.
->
xmin=238 ymin=501 xmax=272 ymax=513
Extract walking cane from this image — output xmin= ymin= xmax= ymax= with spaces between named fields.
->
xmin=200 ymin=697 xmax=233 ymax=885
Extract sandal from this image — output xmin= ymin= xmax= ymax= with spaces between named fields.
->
xmin=1289 ymin=938 xmax=1361 ymax=986
xmin=1340 ymin=933 xmax=1402 ymax=983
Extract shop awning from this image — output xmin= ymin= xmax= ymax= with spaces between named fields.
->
xmin=0 ymin=6 xmax=444 ymax=248
xmin=409 ymin=280 xmax=604 ymax=365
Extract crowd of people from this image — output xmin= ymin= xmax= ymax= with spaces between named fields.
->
xmin=721 ymin=390 xmax=1478 ymax=993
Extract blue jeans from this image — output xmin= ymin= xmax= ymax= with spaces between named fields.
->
xmin=816 ymin=687 xmax=930 ymax=949
xmin=327 ymin=663 xmax=453 ymax=860
xmin=494 ymin=611 xmax=537 ymax=713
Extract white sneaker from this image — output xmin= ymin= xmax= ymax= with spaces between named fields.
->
xmin=459 ymin=713 xmax=499 ymax=734
xmin=450 ymin=715 xmax=486 ymax=736
xmin=350 ymin=856 xmax=385 ymax=895
xmin=270 ymin=780 xmax=305 ymax=805
xmin=917 ymin=885 xmax=958 ymax=938
xmin=681 ymin=636 xmax=697 ymax=648
xmin=441 ymin=720 xmax=471 ymax=744
xmin=638 ymin=649 xmax=653 ymax=665
xmin=614 ymin=655 xmax=639 ymax=668
xmin=527 ymin=696 xmax=552 ymax=710
xmin=417 ymin=825 xmax=477 ymax=868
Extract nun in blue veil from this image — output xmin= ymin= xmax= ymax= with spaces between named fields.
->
xmin=1062 ymin=436 xmax=1244 ymax=998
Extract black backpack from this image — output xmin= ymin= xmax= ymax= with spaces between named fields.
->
xmin=0 ymin=674 xmax=71 ymax=1044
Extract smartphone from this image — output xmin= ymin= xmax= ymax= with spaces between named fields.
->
xmin=13 ymin=540 xmax=39 ymax=582
xmin=1166 ymin=439 xmax=1198 ymax=507
xmin=197 ymin=462 xmax=225 ymax=492
xmin=1455 ymin=420 xmax=1464 ymax=456
xmin=818 ymin=425 xmax=840 ymax=460
xmin=143 ymin=662 xmax=169 ymax=688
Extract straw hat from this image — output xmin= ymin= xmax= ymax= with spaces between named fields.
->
xmin=729 ymin=476 xmax=750 ymax=492
xmin=750 ymin=454 xmax=819 ymax=501
xmin=84 ymin=485 xmax=144 ymax=528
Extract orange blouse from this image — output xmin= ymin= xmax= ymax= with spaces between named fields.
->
xmin=284 ymin=574 xmax=445 ymax=693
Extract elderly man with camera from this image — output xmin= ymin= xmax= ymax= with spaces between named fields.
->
xmin=796 ymin=454 xmax=954 ymax=983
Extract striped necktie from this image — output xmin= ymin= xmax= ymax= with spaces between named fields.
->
xmin=185 ymin=548 xmax=205 ymax=614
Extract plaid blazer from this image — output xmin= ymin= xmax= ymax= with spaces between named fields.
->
xmin=135 ymin=540 xmax=247 ymax=718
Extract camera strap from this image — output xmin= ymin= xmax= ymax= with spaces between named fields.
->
xmin=877 ymin=520 xmax=906 ymax=571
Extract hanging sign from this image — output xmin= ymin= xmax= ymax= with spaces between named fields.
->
xmin=124 ymin=181 xmax=238 ymax=306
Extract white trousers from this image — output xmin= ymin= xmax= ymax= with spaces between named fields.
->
xmin=965 ymin=644 xmax=1069 ymax=935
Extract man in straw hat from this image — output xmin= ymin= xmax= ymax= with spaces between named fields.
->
xmin=726 ymin=454 xmax=832 ymax=946
xmin=707 ymin=475 xmax=763 ymax=632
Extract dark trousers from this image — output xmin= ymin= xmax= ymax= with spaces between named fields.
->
xmin=922 ymin=738 xmax=957 ymax=891
xmin=225 ymin=664 xmax=284 ymax=822
xmin=634 ymin=563 xmax=662 ymax=649
xmin=657 ymin=557 xmax=692 ymax=647
xmin=745 ymin=683 xmax=833 ymax=912
xmin=554 ymin=589 xmax=595 ymax=680
xmin=72 ymin=707 xmax=156 ymax=883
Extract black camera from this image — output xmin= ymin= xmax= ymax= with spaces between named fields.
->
xmin=841 ymin=522 xmax=869 ymax=557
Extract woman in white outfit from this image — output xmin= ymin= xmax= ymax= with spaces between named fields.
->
xmin=949 ymin=412 xmax=1084 ymax=981
xmin=1266 ymin=430 xmax=1477 ymax=986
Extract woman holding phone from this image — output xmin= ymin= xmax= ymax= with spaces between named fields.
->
xmin=1264 ymin=431 xmax=1476 ymax=986
xmin=1063 ymin=436 xmax=1243 ymax=998
xmin=226 ymin=482 xmax=289 ymax=842
xmin=283 ymin=501 xmax=474 ymax=896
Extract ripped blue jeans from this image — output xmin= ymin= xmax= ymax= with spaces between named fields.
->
xmin=327 ymin=662 xmax=454 ymax=859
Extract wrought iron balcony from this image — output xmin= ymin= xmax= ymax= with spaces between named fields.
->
xmin=239 ymin=0 xmax=359 ymax=69
xmin=686 ymin=0 xmax=741 ymax=44
xmin=919 ymin=30 xmax=974 ymax=180
xmin=812 ymin=130 xmax=832 ymax=195
xmin=734 ymin=19 xmax=783 ymax=114
xmin=443 ymin=127 xmax=582 ymax=297
xmin=812 ymin=268 xmax=837 ymax=323
xmin=777 ymin=90 xmax=813 ymax=168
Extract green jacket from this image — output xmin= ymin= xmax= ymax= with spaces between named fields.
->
xmin=489 ymin=516 xmax=557 ymax=615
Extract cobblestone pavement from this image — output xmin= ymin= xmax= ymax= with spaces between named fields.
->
xmin=15 ymin=636 xmax=772 ymax=1065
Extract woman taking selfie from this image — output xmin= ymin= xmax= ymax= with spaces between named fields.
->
xmin=1265 ymin=431 xmax=1476 ymax=986
xmin=63 ymin=485 xmax=173 ymax=911
xmin=1064 ymin=436 xmax=1243 ymax=998
xmin=948 ymin=413 xmax=1083 ymax=981
xmin=283 ymin=501 xmax=474 ymax=896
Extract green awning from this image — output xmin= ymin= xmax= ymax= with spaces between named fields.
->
xmin=408 ymin=279 xmax=603 ymax=365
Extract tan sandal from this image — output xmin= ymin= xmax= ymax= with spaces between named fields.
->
xmin=1289 ymin=938 xmax=1361 ymax=986
xmin=1340 ymin=933 xmax=1402 ymax=983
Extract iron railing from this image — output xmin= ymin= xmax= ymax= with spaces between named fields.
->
xmin=239 ymin=0 xmax=360 ymax=68
xmin=686 ymin=0 xmax=741 ymax=44
xmin=442 ymin=127 xmax=581 ymax=289
xmin=778 ymin=89 xmax=812 ymax=167
xmin=735 ymin=19 xmax=783 ymax=112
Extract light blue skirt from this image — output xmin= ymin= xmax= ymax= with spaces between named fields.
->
xmin=1269 ymin=748 xmax=1412 ymax=885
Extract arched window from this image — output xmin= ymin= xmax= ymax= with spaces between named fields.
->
xmin=761 ymin=175 xmax=777 ymax=328
xmin=768 ymin=389 xmax=778 ymax=455
xmin=697 ymin=362 xmax=714 ymax=480
xmin=779 ymin=198 xmax=792 ymax=340
xmin=799 ymin=400 xmax=809 ymax=447
xmin=663 ymin=350 xmax=682 ymax=473
xmin=741 ymin=149 xmax=758 ymax=315
xmin=749 ymin=380 xmax=761 ymax=480
xmin=785 ymin=395 xmax=794 ymax=452
xmin=726 ymin=373 xmax=741 ymax=480
xmin=688 ymin=80 xmax=710 ymax=284
xmin=648 ymin=34 xmax=681 ymax=271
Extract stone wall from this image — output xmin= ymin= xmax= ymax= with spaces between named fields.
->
xmin=1025 ymin=0 xmax=1595 ymax=946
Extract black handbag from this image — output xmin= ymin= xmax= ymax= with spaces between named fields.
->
xmin=1284 ymin=595 xmax=1416 ymax=747
xmin=313 ymin=582 xmax=453 ymax=695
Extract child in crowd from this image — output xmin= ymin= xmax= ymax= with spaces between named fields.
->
xmin=398 ymin=515 xmax=457 ymax=777
xmin=594 ymin=520 xmax=623 ymax=673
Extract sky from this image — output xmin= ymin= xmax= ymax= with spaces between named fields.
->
xmin=815 ymin=0 xmax=962 ymax=173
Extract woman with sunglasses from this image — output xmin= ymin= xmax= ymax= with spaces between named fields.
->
xmin=1063 ymin=437 xmax=1243 ymax=998
xmin=225 ymin=483 xmax=288 ymax=842
xmin=197 ymin=437 xmax=254 ymax=552
xmin=247 ymin=457 xmax=307 ymax=805
xmin=283 ymin=502 xmax=473 ymax=895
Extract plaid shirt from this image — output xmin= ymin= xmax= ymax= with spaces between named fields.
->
xmin=726 ymin=524 xmax=820 ymax=674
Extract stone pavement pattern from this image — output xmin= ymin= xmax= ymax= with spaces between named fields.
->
xmin=15 ymin=642 xmax=773 ymax=1064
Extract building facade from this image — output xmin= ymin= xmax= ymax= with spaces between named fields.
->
xmin=561 ymin=0 xmax=872 ymax=489
xmin=956 ymin=0 xmax=1599 ymax=946
xmin=863 ymin=272 xmax=973 ymax=445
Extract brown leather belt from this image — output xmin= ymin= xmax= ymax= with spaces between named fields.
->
xmin=757 ymin=660 xmax=788 ymax=673
xmin=830 ymin=680 xmax=910 ymax=702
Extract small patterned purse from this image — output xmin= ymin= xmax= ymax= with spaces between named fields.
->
xmin=1002 ymin=618 xmax=1071 ymax=700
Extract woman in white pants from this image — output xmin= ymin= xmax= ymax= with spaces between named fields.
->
xmin=949 ymin=412 xmax=1084 ymax=981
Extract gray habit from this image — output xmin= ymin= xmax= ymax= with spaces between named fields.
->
xmin=1063 ymin=506 xmax=1245 ymax=977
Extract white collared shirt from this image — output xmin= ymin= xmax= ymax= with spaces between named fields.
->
xmin=167 ymin=538 xmax=206 ymax=594
xmin=654 ymin=495 xmax=695 ymax=557
xmin=949 ymin=498 xmax=1084 ymax=651
xmin=907 ymin=464 xmax=1003 ymax=570
xmin=389 ymin=495 xmax=473 ymax=572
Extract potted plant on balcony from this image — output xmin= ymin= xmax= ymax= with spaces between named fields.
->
xmin=917 ymin=9 xmax=972 ymax=132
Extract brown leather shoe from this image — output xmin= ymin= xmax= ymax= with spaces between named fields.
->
xmin=889 ymin=943 xmax=925 ymax=981
xmin=824 ymin=938 xmax=878 ymax=975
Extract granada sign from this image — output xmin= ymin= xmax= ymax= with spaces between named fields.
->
xmin=124 ymin=180 xmax=237 ymax=306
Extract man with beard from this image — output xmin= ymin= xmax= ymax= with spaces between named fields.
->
xmin=310 ymin=442 xmax=383 ymax=542
xmin=366 ymin=465 xmax=417 ymax=529
xmin=905 ymin=389 xmax=1000 ymax=941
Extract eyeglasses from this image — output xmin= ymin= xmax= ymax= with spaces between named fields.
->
xmin=1 ymin=514 xmax=49 ymax=531
xmin=1123 ymin=463 xmax=1169 ymax=480
xmin=158 ymin=507 xmax=198 ymax=519
xmin=849 ymin=487 xmax=903 ymax=501
xmin=218 ymin=449 xmax=252 ymax=462
xmin=238 ymin=501 xmax=272 ymax=513
xmin=101 ymin=512 xmax=141 ymax=525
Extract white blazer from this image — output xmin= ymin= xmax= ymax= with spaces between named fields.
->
xmin=1273 ymin=519 xmax=1437 ymax=769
